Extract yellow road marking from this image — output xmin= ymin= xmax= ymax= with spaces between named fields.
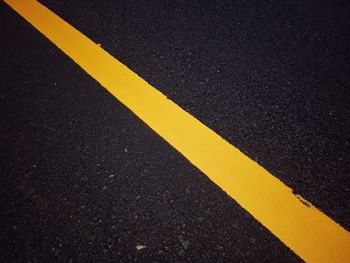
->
xmin=4 ymin=0 xmax=350 ymax=261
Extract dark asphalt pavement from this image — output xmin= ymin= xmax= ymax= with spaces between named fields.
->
xmin=1 ymin=0 xmax=349 ymax=262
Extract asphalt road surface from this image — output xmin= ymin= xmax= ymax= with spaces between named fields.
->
xmin=1 ymin=0 xmax=349 ymax=262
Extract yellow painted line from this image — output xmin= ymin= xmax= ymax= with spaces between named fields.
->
xmin=4 ymin=0 xmax=350 ymax=261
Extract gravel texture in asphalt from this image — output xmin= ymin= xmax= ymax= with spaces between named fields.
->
xmin=1 ymin=0 xmax=350 ymax=262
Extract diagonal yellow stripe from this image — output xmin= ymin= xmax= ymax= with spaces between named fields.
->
xmin=4 ymin=0 xmax=350 ymax=261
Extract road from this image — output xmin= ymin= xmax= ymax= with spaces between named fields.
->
xmin=1 ymin=0 xmax=350 ymax=262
